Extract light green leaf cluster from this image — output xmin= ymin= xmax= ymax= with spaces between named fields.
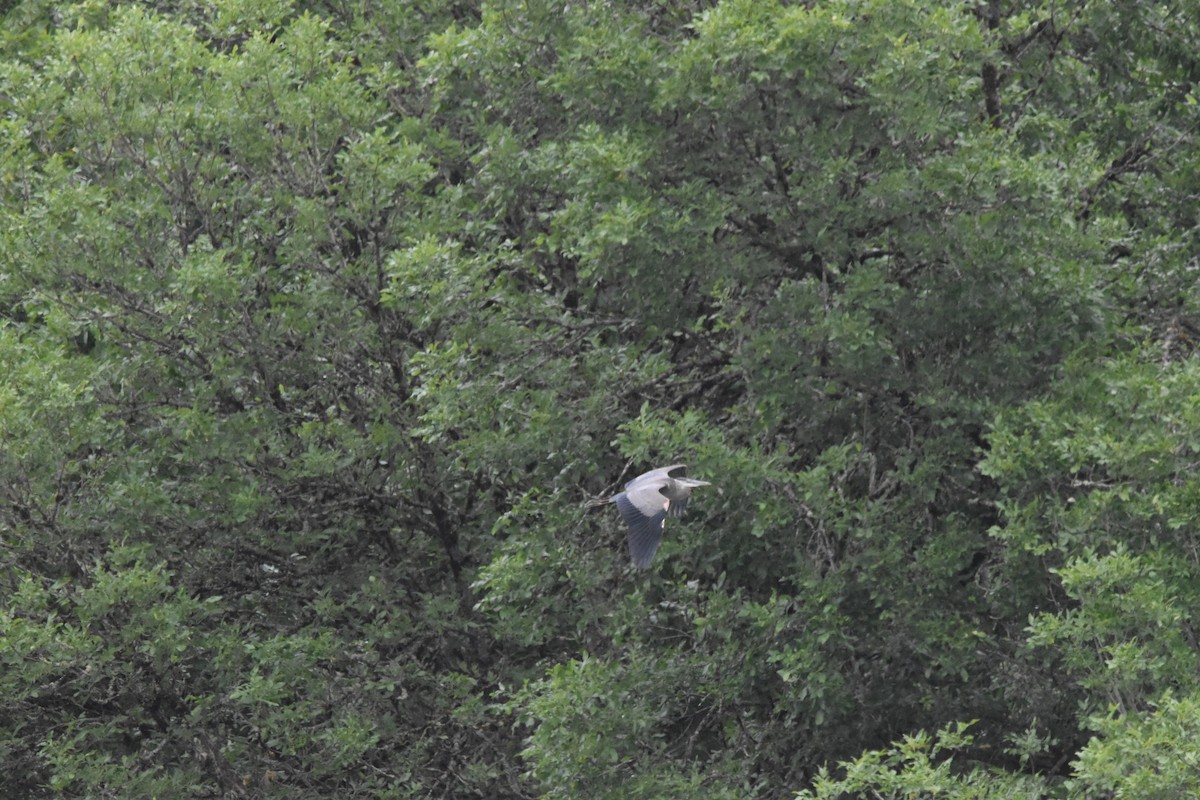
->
xmin=799 ymin=723 xmax=1050 ymax=799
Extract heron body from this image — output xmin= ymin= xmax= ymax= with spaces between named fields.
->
xmin=601 ymin=464 xmax=711 ymax=569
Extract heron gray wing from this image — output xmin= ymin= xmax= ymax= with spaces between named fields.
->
xmin=667 ymin=493 xmax=690 ymax=518
xmin=622 ymin=476 xmax=672 ymax=517
xmin=614 ymin=492 xmax=668 ymax=570
xmin=624 ymin=464 xmax=689 ymax=490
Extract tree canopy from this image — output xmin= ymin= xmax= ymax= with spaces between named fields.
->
xmin=3 ymin=0 xmax=1200 ymax=797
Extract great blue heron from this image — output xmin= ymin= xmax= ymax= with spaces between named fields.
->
xmin=590 ymin=464 xmax=711 ymax=569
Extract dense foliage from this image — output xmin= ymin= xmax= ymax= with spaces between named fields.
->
xmin=3 ymin=0 xmax=1200 ymax=797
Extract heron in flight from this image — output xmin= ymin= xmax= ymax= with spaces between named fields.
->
xmin=591 ymin=464 xmax=711 ymax=569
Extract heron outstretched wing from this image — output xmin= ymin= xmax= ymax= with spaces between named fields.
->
xmin=667 ymin=493 xmax=691 ymax=517
xmin=614 ymin=491 xmax=668 ymax=570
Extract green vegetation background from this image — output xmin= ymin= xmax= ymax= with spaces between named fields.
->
xmin=3 ymin=0 xmax=1200 ymax=796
